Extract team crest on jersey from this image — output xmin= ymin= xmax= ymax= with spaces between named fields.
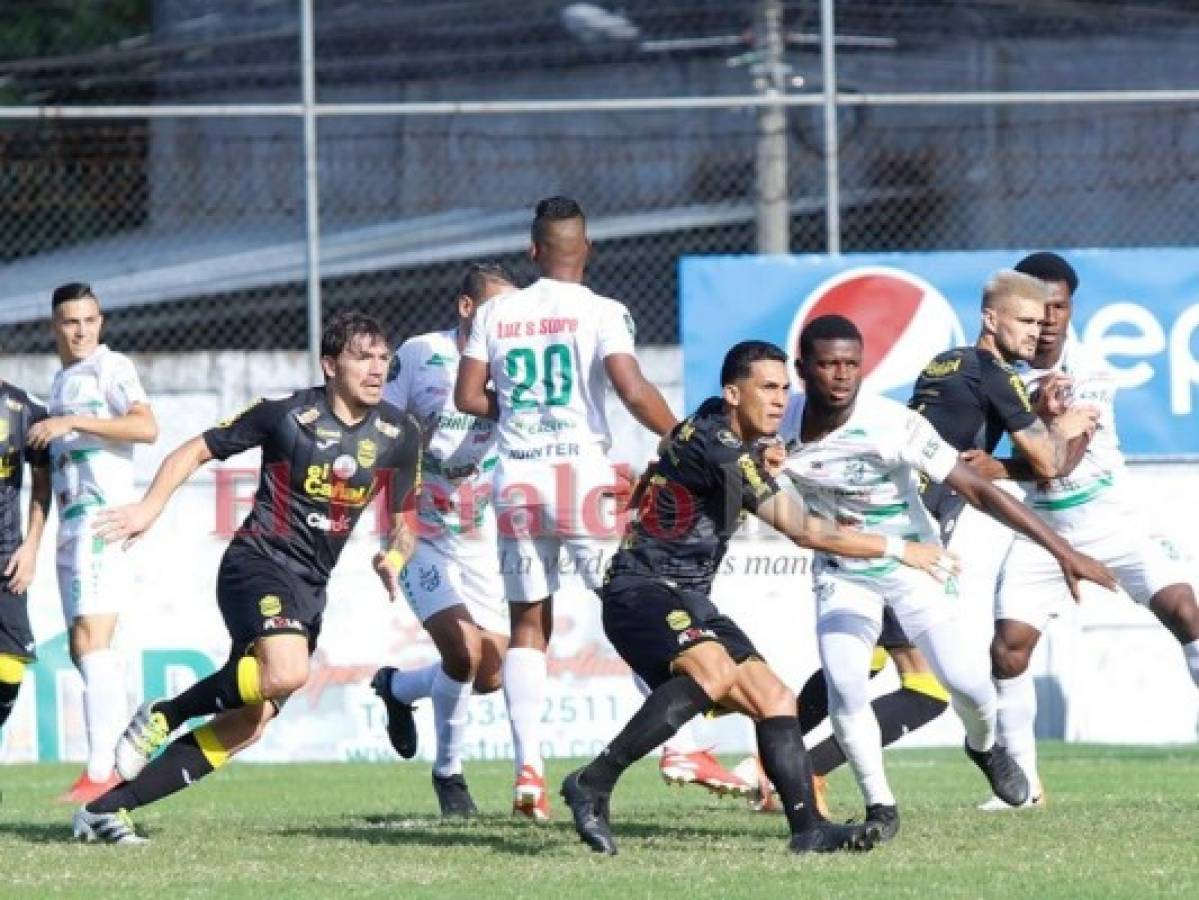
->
xmin=259 ymin=594 xmax=283 ymax=616
xmin=374 ymin=418 xmax=399 ymax=439
xmin=419 ymin=565 xmax=440 ymax=592
xmin=716 ymin=429 xmax=740 ymax=448
xmin=666 ymin=609 xmax=692 ymax=631
xmin=295 ymin=407 xmax=321 ymax=426
xmin=356 ymin=438 xmax=378 ymax=468
xmin=845 ymin=460 xmax=867 ymax=484
xmin=332 ymin=454 xmax=357 ymax=479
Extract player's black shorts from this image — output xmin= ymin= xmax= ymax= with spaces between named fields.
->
xmin=0 ymin=585 xmax=36 ymax=661
xmin=601 ymin=575 xmax=761 ymax=690
xmin=877 ymin=606 xmax=911 ymax=649
xmin=216 ymin=545 xmax=325 ymax=658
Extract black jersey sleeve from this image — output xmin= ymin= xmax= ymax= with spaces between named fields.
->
xmin=202 ymin=396 xmax=291 ymax=461
xmin=704 ymin=431 xmax=780 ymax=515
xmin=381 ymin=411 xmax=423 ymax=516
xmin=25 ymin=398 xmax=50 ymax=468
xmin=979 ymin=359 xmax=1038 ymax=434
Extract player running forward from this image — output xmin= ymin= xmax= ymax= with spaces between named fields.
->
xmin=0 ymin=380 xmax=52 ymax=741
xmin=373 ymin=263 xmax=515 ymax=817
xmin=560 ymin=340 xmax=961 ymax=857
xmin=965 ymin=252 xmax=1199 ymax=809
xmin=779 ymin=270 xmax=1099 ymax=814
xmin=777 ymin=315 xmax=1116 ymax=842
xmin=72 ymin=312 xmax=421 ymax=844
xmin=455 ymin=197 xmax=677 ymax=820
xmin=27 ymin=283 xmax=159 ymax=804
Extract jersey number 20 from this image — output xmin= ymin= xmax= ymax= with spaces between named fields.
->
xmin=506 ymin=344 xmax=574 ymax=409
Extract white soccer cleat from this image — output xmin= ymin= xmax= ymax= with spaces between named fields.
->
xmin=978 ymin=780 xmax=1047 ymax=811
xmin=115 ymin=700 xmax=172 ymax=782
xmin=72 ymin=807 xmax=148 ymax=845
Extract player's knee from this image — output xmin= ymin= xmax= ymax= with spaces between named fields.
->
xmin=473 ymin=668 xmax=502 ymax=694
xmin=990 ymin=641 xmax=1030 ymax=680
xmin=258 ymin=658 xmax=309 ymax=699
xmin=441 ymin=641 xmax=482 ymax=683
xmin=684 ymin=651 xmax=737 ymax=699
xmin=758 ymin=680 xmax=796 ymax=719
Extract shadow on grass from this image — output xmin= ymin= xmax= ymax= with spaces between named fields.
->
xmin=0 ymin=823 xmax=81 ymax=844
xmin=278 ymin=812 xmax=774 ymax=855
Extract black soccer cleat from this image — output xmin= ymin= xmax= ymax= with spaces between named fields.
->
xmin=560 ymin=769 xmax=617 ymax=856
xmin=963 ymin=740 xmax=1030 ymax=808
xmin=432 ymin=773 xmax=479 ymax=818
xmin=370 ymin=667 xmax=418 ymax=759
xmin=788 ymin=821 xmax=880 ymax=854
xmin=864 ymin=804 xmax=900 ymax=843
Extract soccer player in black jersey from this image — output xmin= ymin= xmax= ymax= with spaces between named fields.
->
xmin=0 ymin=381 xmax=52 ymax=739
xmin=560 ymin=340 xmax=958 ymax=856
xmin=72 ymin=311 xmax=422 ymax=844
xmin=792 ymin=270 xmax=1098 ymax=810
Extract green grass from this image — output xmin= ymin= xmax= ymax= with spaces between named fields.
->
xmin=2 ymin=744 xmax=1196 ymax=898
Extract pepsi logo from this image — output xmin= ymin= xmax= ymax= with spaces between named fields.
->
xmin=786 ymin=266 xmax=965 ymax=395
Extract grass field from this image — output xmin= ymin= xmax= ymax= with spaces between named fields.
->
xmin=2 ymin=743 xmax=1196 ymax=898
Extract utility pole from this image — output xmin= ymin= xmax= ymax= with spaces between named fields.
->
xmin=755 ymin=0 xmax=789 ymax=254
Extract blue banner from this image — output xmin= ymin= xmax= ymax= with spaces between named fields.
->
xmin=680 ymin=249 xmax=1199 ymax=456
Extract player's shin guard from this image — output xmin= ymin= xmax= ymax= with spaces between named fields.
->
xmin=0 ymin=654 xmax=25 ymax=729
xmin=1183 ymin=639 xmax=1199 ymax=689
xmin=995 ymin=670 xmax=1038 ymax=783
xmin=755 ymin=716 xmax=823 ymax=833
xmin=155 ymin=655 xmax=264 ymax=731
xmin=797 ymin=648 xmax=887 ymax=735
xmin=581 ymin=675 xmax=713 ymax=794
xmin=504 ymin=648 xmax=547 ymax=776
xmin=809 ymin=671 xmax=949 ymax=776
xmin=431 ymin=668 xmax=473 ymax=777
xmin=86 ymin=724 xmax=231 ymax=815
xmin=79 ymin=649 xmax=126 ymax=781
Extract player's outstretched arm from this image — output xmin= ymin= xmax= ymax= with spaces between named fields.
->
xmin=754 ymin=492 xmax=959 ymax=582
xmin=945 ymin=460 xmax=1116 ymax=599
xmin=453 ymin=357 xmax=499 ymax=421
xmin=93 ymin=434 xmax=214 ymax=549
xmin=605 ymin=353 xmax=677 ymax=437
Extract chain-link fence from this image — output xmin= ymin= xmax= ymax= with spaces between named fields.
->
xmin=2 ymin=0 xmax=1199 ymax=355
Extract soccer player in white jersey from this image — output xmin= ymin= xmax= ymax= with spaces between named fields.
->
xmin=373 ymin=263 xmax=515 ymax=817
xmin=26 ymin=283 xmax=158 ymax=803
xmin=965 ymin=252 xmax=1199 ymax=809
xmin=778 ymin=314 xmax=1116 ymax=841
xmin=455 ymin=197 xmax=677 ymax=819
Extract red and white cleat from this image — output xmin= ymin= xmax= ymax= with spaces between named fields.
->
xmin=660 ymin=748 xmax=754 ymax=798
xmin=56 ymin=770 xmax=122 ymax=805
xmin=513 ymin=764 xmax=552 ymax=822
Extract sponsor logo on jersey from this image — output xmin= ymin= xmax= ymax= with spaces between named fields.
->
xmin=922 ymin=356 xmax=962 ymax=378
xmin=356 ymin=438 xmax=378 ymax=468
xmin=259 ymin=594 xmax=283 ymax=616
xmin=295 ymin=407 xmax=321 ymax=426
xmin=262 ymin=615 xmax=303 ymax=632
xmin=787 ymin=267 xmax=965 ymax=396
xmin=0 ymin=418 xmax=9 ymax=444
xmin=665 ymin=609 xmax=692 ymax=631
xmin=676 ymin=626 xmax=716 ymax=647
xmin=316 ymin=426 xmax=341 ymax=440
xmin=374 ymin=419 xmax=400 ymax=439
xmin=306 ymin=510 xmax=351 ymax=533
xmin=4 ymin=398 xmax=23 ymax=413
xmin=303 ymin=465 xmax=371 ymax=506
xmin=737 ymin=454 xmax=770 ymax=497
xmin=425 ymin=353 xmax=449 ymax=367
xmin=716 ymin=428 xmax=740 ymax=448
xmin=418 ymin=564 xmax=440 ymax=593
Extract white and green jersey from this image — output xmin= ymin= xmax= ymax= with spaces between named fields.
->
xmin=384 ymin=329 xmax=498 ymax=544
xmin=779 ymin=392 xmax=958 ymax=576
xmin=462 ymin=277 xmax=636 ymax=498
xmin=47 ymin=345 xmax=148 ymax=531
xmin=1019 ymin=336 xmax=1125 ymax=523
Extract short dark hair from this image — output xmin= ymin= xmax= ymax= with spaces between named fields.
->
xmin=460 ymin=262 xmax=516 ymax=301
xmin=798 ymin=314 xmax=862 ymax=360
xmin=531 ymin=195 xmax=585 ymax=244
xmin=51 ymin=282 xmax=98 ymax=310
xmin=720 ymin=340 xmax=787 ymax=387
xmin=320 ymin=310 xmax=387 ymax=360
xmin=1014 ymin=251 xmax=1079 ymax=296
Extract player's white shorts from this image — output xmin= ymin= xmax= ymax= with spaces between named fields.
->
xmin=56 ymin=526 xmax=133 ymax=621
xmin=495 ymin=504 xmax=609 ymax=602
xmin=995 ymin=525 xmax=1190 ymax=631
xmin=813 ymin=560 xmax=958 ymax=642
xmin=400 ymin=538 xmax=509 ymax=635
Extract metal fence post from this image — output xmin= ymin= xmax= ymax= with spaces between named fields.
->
xmin=821 ymin=0 xmax=841 ymax=256
xmin=301 ymin=0 xmax=322 ymax=383
xmin=756 ymin=0 xmax=789 ymax=255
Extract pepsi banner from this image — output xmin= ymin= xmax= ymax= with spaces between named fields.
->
xmin=680 ymin=249 xmax=1199 ymax=456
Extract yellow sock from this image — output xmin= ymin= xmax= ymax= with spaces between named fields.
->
xmin=193 ymin=723 xmax=232 ymax=769
xmin=901 ymin=671 xmax=950 ymax=704
xmin=869 ymin=646 xmax=888 ymax=675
